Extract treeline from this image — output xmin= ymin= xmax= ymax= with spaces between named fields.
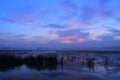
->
xmin=0 ymin=54 xmax=59 ymax=72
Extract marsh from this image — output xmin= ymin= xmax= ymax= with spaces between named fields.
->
xmin=0 ymin=52 xmax=120 ymax=80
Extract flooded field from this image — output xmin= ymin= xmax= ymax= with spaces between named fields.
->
xmin=0 ymin=51 xmax=120 ymax=80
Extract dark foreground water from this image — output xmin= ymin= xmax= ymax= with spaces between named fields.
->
xmin=0 ymin=52 xmax=120 ymax=80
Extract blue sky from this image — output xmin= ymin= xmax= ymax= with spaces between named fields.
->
xmin=0 ymin=0 xmax=120 ymax=49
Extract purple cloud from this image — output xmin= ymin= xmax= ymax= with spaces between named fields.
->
xmin=0 ymin=17 xmax=17 ymax=23
xmin=60 ymin=0 xmax=79 ymax=11
xmin=57 ymin=29 xmax=88 ymax=38
xmin=0 ymin=13 xmax=43 ymax=28
xmin=14 ymin=34 xmax=26 ymax=37
xmin=46 ymin=24 xmax=67 ymax=29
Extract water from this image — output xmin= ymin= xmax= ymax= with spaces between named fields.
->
xmin=0 ymin=52 xmax=120 ymax=80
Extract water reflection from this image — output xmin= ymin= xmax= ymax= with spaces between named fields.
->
xmin=103 ymin=57 xmax=110 ymax=74
xmin=0 ymin=53 xmax=120 ymax=80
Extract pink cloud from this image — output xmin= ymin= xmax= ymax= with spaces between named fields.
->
xmin=59 ymin=35 xmax=87 ymax=44
xmin=63 ymin=35 xmax=78 ymax=39
xmin=68 ymin=21 xmax=93 ymax=28
xmin=114 ymin=36 xmax=120 ymax=40
xmin=78 ymin=38 xmax=86 ymax=43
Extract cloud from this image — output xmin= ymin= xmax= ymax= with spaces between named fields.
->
xmin=60 ymin=0 xmax=79 ymax=11
xmin=0 ymin=34 xmax=50 ymax=44
xmin=58 ymin=35 xmax=87 ymax=44
xmin=98 ymin=0 xmax=111 ymax=6
xmin=83 ymin=28 xmax=112 ymax=41
xmin=114 ymin=36 xmax=120 ymax=40
xmin=0 ymin=13 xmax=43 ymax=28
xmin=67 ymin=20 xmax=93 ymax=28
xmin=0 ymin=17 xmax=16 ymax=23
xmin=56 ymin=27 xmax=114 ymax=43
xmin=0 ymin=33 xmax=13 ymax=35
xmin=56 ymin=29 xmax=89 ymax=43
xmin=59 ymin=0 xmax=116 ymax=25
xmin=85 ymin=0 xmax=117 ymax=19
xmin=57 ymin=29 xmax=88 ymax=38
xmin=45 ymin=24 xmax=67 ymax=29
xmin=30 ymin=32 xmax=59 ymax=44
xmin=14 ymin=34 xmax=26 ymax=37
xmin=0 ymin=33 xmax=26 ymax=38
xmin=0 ymin=33 xmax=27 ymax=42
xmin=79 ymin=8 xmax=115 ymax=25
xmin=109 ymin=28 xmax=120 ymax=35
xmin=44 ymin=20 xmax=93 ymax=30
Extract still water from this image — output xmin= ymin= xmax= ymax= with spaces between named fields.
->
xmin=0 ymin=52 xmax=120 ymax=80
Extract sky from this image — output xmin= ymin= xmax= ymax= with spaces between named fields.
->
xmin=0 ymin=0 xmax=120 ymax=50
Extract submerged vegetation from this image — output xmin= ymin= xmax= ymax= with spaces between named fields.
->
xmin=0 ymin=54 xmax=59 ymax=72
xmin=25 ymin=55 xmax=58 ymax=71
xmin=0 ymin=52 xmax=120 ymax=73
